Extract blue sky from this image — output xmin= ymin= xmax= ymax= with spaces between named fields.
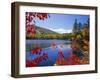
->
xmin=33 ymin=13 xmax=89 ymax=34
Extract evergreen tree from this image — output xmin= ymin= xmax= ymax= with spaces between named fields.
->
xmin=73 ymin=19 xmax=78 ymax=33
xmin=78 ymin=22 xmax=82 ymax=32
xmin=87 ymin=18 xmax=89 ymax=27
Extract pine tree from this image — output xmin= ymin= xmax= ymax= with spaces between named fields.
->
xmin=78 ymin=22 xmax=82 ymax=32
xmin=73 ymin=19 xmax=78 ymax=33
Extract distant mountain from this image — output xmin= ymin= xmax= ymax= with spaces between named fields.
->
xmin=36 ymin=26 xmax=59 ymax=34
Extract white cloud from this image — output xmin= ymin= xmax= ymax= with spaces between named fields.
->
xmin=50 ymin=28 xmax=72 ymax=34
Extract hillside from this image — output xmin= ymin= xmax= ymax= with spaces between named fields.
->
xmin=36 ymin=26 xmax=58 ymax=34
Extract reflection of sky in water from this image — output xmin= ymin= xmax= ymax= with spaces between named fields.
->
xmin=26 ymin=44 xmax=72 ymax=66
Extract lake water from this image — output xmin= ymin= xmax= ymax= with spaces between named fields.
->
xmin=26 ymin=39 xmax=71 ymax=45
xmin=26 ymin=39 xmax=72 ymax=66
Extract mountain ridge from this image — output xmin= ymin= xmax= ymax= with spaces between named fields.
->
xmin=36 ymin=26 xmax=59 ymax=34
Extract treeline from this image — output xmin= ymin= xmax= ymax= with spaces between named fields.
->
xmin=26 ymin=33 xmax=72 ymax=40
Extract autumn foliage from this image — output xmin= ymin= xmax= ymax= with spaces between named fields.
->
xmin=26 ymin=12 xmax=89 ymax=67
xmin=26 ymin=12 xmax=49 ymax=38
xmin=26 ymin=52 xmax=48 ymax=67
xmin=56 ymin=50 xmax=80 ymax=65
